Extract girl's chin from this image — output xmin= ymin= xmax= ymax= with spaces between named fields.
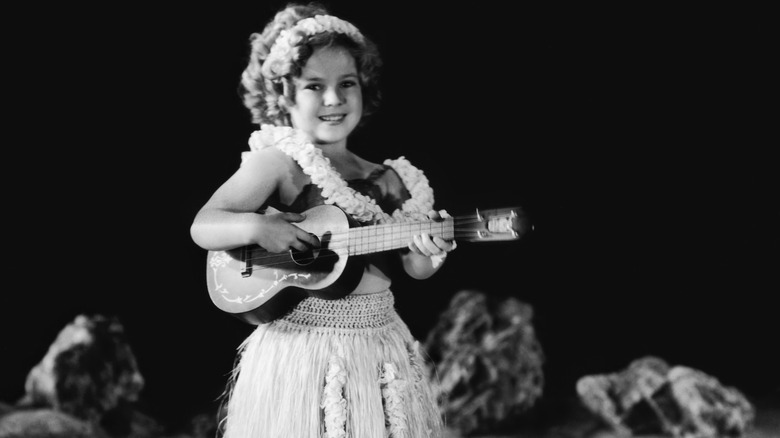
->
xmin=315 ymin=125 xmax=354 ymax=142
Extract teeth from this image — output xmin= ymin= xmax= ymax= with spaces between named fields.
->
xmin=320 ymin=115 xmax=344 ymax=121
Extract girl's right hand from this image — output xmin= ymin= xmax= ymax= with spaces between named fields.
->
xmin=256 ymin=212 xmax=320 ymax=253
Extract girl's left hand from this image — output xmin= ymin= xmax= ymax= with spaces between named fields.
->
xmin=408 ymin=210 xmax=457 ymax=257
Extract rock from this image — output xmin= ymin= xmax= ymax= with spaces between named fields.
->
xmin=666 ymin=366 xmax=756 ymax=438
xmin=423 ymin=290 xmax=545 ymax=436
xmin=0 ymin=408 xmax=98 ymax=438
xmin=18 ymin=314 xmax=145 ymax=424
xmin=577 ymin=356 xmax=670 ymax=435
xmin=577 ymin=356 xmax=756 ymax=437
xmin=0 ymin=402 xmax=13 ymax=418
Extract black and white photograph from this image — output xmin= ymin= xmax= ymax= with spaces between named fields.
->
xmin=2 ymin=2 xmax=777 ymax=437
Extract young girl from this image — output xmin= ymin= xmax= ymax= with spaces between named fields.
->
xmin=190 ymin=4 xmax=454 ymax=437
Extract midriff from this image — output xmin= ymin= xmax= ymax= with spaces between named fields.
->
xmin=350 ymin=263 xmax=393 ymax=295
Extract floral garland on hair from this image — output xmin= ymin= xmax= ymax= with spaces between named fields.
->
xmin=247 ymin=125 xmax=434 ymax=224
xmin=262 ymin=15 xmax=364 ymax=79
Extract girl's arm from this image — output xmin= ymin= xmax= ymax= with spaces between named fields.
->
xmin=190 ymin=148 xmax=318 ymax=252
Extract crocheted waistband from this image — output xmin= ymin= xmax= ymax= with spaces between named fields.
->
xmin=279 ymin=290 xmax=397 ymax=330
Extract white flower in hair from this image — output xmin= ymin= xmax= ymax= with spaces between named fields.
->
xmin=262 ymin=15 xmax=364 ymax=79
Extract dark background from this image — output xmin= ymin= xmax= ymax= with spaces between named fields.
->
xmin=4 ymin=1 xmax=777 ymax=425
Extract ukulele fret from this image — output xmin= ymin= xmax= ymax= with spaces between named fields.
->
xmin=347 ymin=219 xmax=455 ymax=256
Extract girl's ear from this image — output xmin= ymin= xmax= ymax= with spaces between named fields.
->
xmin=278 ymin=80 xmax=293 ymax=112
xmin=278 ymin=95 xmax=291 ymax=111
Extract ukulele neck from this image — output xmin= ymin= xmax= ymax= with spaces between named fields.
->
xmin=347 ymin=219 xmax=455 ymax=256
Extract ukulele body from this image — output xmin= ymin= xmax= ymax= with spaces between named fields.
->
xmin=206 ymin=205 xmax=364 ymax=324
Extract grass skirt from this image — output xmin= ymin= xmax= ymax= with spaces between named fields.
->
xmin=221 ymin=290 xmax=443 ymax=437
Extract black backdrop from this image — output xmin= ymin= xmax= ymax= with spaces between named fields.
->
xmin=4 ymin=1 xmax=777 ymax=423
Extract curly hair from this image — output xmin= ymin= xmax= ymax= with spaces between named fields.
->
xmin=239 ymin=3 xmax=383 ymax=126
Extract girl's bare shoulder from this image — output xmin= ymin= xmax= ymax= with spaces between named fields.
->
xmin=239 ymin=146 xmax=301 ymax=178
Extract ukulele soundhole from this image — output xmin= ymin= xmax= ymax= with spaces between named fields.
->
xmin=291 ymin=231 xmax=337 ymax=269
xmin=290 ymin=248 xmax=318 ymax=266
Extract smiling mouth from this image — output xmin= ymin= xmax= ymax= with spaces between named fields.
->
xmin=319 ymin=114 xmax=346 ymax=122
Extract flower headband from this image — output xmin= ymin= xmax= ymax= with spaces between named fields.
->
xmin=261 ymin=14 xmax=364 ymax=80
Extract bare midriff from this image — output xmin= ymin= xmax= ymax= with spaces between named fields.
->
xmin=349 ymin=254 xmax=395 ymax=295
xmin=350 ymin=263 xmax=392 ymax=295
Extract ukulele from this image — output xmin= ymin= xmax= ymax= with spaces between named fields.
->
xmin=205 ymin=204 xmax=530 ymax=324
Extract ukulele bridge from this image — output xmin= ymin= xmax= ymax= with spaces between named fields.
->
xmin=240 ymin=247 xmax=253 ymax=277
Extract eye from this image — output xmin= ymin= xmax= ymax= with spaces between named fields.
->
xmin=303 ymin=83 xmax=322 ymax=91
xmin=340 ymin=80 xmax=358 ymax=88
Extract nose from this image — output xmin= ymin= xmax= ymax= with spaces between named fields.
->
xmin=323 ymin=86 xmax=344 ymax=107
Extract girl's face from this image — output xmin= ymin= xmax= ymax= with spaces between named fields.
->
xmin=287 ymin=46 xmax=363 ymax=146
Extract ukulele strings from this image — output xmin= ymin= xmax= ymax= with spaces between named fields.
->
xmin=243 ymin=245 xmax=459 ymax=271
xmin=240 ymin=218 xmax=484 ymax=260
xmin=236 ymin=215 xmax=502 ymax=268
xmin=244 ymin=230 xmax=476 ymax=259
xmin=245 ymin=230 xmax=477 ymax=261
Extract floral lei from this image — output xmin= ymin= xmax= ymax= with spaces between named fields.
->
xmin=247 ymin=125 xmax=434 ymax=224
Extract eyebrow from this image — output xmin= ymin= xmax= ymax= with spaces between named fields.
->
xmin=300 ymin=73 xmax=359 ymax=81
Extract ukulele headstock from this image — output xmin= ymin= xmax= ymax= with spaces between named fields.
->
xmin=456 ymin=207 xmax=531 ymax=242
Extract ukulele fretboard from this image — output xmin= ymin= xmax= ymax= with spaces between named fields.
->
xmin=347 ymin=219 xmax=455 ymax=256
